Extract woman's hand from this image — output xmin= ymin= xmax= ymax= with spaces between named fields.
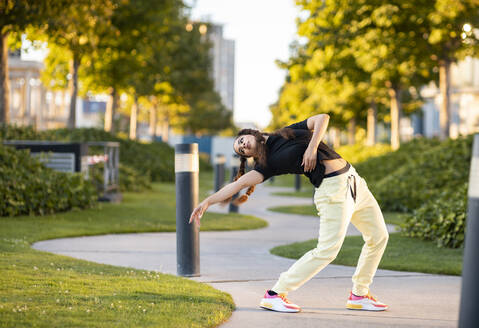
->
xmin=302 ymin=145 xmax=317 ymax=172
xmin=189 ymin=200 xmax=209 ymax=226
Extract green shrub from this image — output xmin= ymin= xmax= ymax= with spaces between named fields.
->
xmin=336 ymin=143 xmax=391 ymax=165
xmin=1 ymin=125 xmax=213 ymax=183
xmin=372 ymin=135 xmax=472 ymax=213
xmin=401 ymin=182 xmax=467 ymax=248
xmin=354 ymin=137 xmax=442 ymax=185
xmin=88 ymin=163 xmax=152 ymax=193
xmin=0 ymin=145 xmax=97 ymax=217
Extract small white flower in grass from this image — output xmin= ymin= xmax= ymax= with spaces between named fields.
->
xmin=57 ymin=268 xmax=61 ymax=271
xmin=33 ymin=266 xmax=38 ymax=270
xmin=110 ymin=303 xmax=114 ymax=308
xmin=56 ymin=299 xmax=60 ymax=303
xmin=69 ymin=307 xmax=72 ymax=310
xmin=50 ymin=263 xmax=54 ymax=266
xmin=12 ymin=308 xmax=16 ymax=312
xmin=86 ymin=309 xmax=90 ymax=313
xmin=143 ymin=309 xmax=146 ymax=313
xmin=42 ymin=310 xmax=46 ymax=314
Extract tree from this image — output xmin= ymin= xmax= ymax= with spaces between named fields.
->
xmin=0 ymin=0 xmax=68 ymax=124
xmin=43 ymin=0 xmax=115 ymax=129
xmin=424 ymin=0 xmax=479 ymax=139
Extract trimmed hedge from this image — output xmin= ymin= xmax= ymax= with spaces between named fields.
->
xmin=348 ymin=136 xmax=472 ymax=249
xmin=354 ymin=137 xmax=442 ymax=185
xmin=371 ymin=135 xmax=472 ymax=213
xmin=0 ymin=125 xmax=213 ymax=184
xmin=0 ymin=144 xmax=97 ymax=216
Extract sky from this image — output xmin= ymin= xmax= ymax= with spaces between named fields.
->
xmin=188 ymin=0 xmax=300 ymax=128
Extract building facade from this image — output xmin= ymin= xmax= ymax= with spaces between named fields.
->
xmin=414 ymin=56 xmax=479 ymax=139
xmin=208 ymin=24 xmax=235 ymax=112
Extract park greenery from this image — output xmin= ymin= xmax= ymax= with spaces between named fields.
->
xmin=0 ymin=124 xmax=213 ymax=216
xmin=0 ymin=176 xmax=267 ymax=327
xmin=269 ymin=0 xmax=479 ymax=149
xmin=1 ymin=0 xmax=234 ymax=137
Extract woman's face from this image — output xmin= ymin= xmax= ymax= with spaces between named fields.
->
xmin=234 ymin=134 xmax=257 ymax=157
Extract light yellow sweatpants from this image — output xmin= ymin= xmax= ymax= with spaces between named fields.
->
xmin=272 ymin=165 xmax=389 ymax=296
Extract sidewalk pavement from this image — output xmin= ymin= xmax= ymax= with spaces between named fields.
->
xmin=33 ymin=184 xmax=461 ymax=327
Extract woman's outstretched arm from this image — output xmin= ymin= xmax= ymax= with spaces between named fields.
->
xmin=188 ymin=170 xmax=264 ymax=226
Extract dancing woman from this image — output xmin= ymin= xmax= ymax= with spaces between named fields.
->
xmin=189 ymin=114 xmax=389 ymax=313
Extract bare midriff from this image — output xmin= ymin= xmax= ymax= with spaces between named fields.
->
xmin=322 ymin=158 xmax=348 ymax=175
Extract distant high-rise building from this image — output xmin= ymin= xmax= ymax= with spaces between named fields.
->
xmin=208 ymin=24 xmax=235 ymax=112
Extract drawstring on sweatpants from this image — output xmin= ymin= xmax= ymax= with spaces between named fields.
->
xmin=347 ymin=175 xmax=357 ymax=202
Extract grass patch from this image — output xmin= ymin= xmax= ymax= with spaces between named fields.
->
xmin=269 ymin=212 xmax=463 ymax=276
xmin=0 ymin=171 xmax=267 ymax=327
xmin=271 ymin=190 xmax=314 ymax=198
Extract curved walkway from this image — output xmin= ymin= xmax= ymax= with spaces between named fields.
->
xmin=33 ymin=184 xmax=460 ymax=327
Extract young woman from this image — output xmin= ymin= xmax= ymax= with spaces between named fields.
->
xmin=189 ymin=114 xmax=389 ymax=313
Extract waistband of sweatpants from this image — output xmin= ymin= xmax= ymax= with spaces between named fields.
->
xmin=323 ymin=162 xmax=351 ymax=178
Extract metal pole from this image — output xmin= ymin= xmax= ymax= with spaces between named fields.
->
xmin=214 ymin=154 xmax=225 ymax=192
xmin=459 ymin=134 xmax=479 ymax=327
xmin=295 ymin=174 xmax=301 ymax=192
xmin=175 ymin=143 xmax=200 ymax=277
xmin=229 ymin=154 xmax=240 ymax=213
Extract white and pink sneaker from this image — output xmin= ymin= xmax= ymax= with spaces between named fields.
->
xmin=346 ymin=291 xmax=388 ymax=311
xmin=259 ymin=290 xmax=301 ymax=313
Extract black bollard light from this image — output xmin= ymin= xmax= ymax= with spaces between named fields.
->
xmin=175 ymin=143 xmax=200 ymax=277
xmin=459 ymin=134 xmax=479 ymax=327
xmin=214 ymin=154 xmax=225 ymax=192
xmin=229 ymin=154 xmax=240 ymax=213
xmin=295 ymin=174 xmax=301 ymax=192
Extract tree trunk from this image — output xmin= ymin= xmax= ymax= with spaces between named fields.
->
xmin=104 ymin=87 xmax=117 ymax=132
xmin=68 ymin=54 xmax=80 ymax=129
xmin=149 ymin=97 xmax=157 ymax=140
xmin=439 ymin=60 xmax=451 ymax=140
xmin=332 ymin=127 xmax=341 ymax=148
xmin=347 ymin=118 xmax=356 ymax=145
xmin=388 ymin=86 xmax=401 ymax=151
xmin=160 ymin=118 xmax=169 ymax=142
xmin=0 ymin=31 xmax=10 ymax=124
xmin=129 ymin=95 xmax=138 ymax=140
xmin=366 ymin=101 xmax=377 ymax=146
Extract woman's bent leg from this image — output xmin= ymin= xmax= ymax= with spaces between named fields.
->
xmin=349 ymin=185 xmax=389 ymax=297
xmin=272 ymin=178 xmax=355 ymax=294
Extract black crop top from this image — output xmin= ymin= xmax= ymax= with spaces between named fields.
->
xmin=253 ymin=119 xmax=342 ymax=187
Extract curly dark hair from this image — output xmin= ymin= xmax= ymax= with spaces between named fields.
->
xmin=223 ymin=127 xmax=310 ymax=206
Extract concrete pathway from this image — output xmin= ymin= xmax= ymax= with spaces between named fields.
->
xmin=33 ymin=184 xmax=461 ymax=327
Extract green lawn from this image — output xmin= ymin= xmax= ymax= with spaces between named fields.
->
xmin=268 ymin=209 xmax=463 ymax=275
xmin=0 ymin=171 xmax=267 ymax=327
